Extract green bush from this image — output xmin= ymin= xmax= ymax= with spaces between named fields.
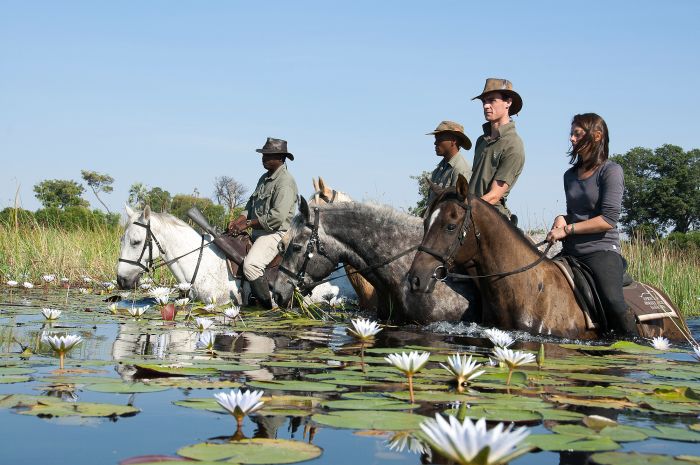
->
xmin=0 ymin=207 xmax=119 ymax=230
xmin=170 ymin=195 xmax=227 ymax=231
xmin=662 ymin=231 xmax=700 ymax=250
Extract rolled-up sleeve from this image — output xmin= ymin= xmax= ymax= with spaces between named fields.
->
xmin=494 ymin=142 xmax=525 ymax=186
xmin=257 ymin=181 xmax=297 ymax=232
xmin=599 ymin=163 xmax=624 ymax=226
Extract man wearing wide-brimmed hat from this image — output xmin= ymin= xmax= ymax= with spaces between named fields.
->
xmin=469 ymin=78 xmax=525 ymax=222
xmin=228 ymin=137 xmax=298 ymax=309
xmin=425 ymin=120 xmax=472 ymax=210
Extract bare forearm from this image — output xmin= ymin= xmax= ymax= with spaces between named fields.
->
xmin=569 ymin=216 xmax=613 ymax=235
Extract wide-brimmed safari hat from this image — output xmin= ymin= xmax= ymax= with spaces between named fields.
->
xmin=472 ymin=78 xmax=523 ymax=116
xmin=426 ymin=120 xmax=472 ymax=150
xmin=255 ymin=137 xmax=294 ymax=161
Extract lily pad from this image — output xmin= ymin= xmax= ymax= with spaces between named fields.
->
xmin=526 ymin=433 xmax=620 ymax=452
xmin=133 ymin=364 xmax=219 ymax=377
xmin=591 ymin=452 xmax=700 ymax=465
xmin=321 ymin=398 xmax=419 ymax=411
xmin=445 ymin=406 xmax=542 ymax=423
xmin=19 ymin=401 xmax=139 ymax=418
xmin=246 ymin=380 xmax=341 ymax=392
xmin=0 ymin=376 xmax=30 ymax=384
xmin=313 ymin=410 xmax=426 ymax=430
xmin=178 ymin=439 xmax=321 ymax=464
xmin=86 ymin=382 xmax=170 ymax=394
xmin=0 ymin=367 xmax=35 ymax=376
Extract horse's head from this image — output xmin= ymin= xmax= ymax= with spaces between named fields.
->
xmin=408 ymin=174 xmax=477 ymax=293
xmin=310 ymin=176 xmax=352 ymax=205
xmin=116 ymin=204 xmax=162 ymax=289
xmin=272 ymin=196 xmax=342 ymax=306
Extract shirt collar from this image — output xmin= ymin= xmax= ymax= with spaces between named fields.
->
xmin=482 ymin=121 xmax=516 ymax=142
xmin=265 ymin=163 xmax=287 ymax=181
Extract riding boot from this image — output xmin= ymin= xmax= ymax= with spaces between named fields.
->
xmin=611 ymin=307 xmax=639 ymax=336
xmin=249 ymin=276 xmax=273 ymax=310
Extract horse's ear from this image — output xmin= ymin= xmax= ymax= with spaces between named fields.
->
xmin=298 ymin=195 xmax=310 ymax=222
xmin=125 ymin=204 xmax=135 ymax=217
xmin=143 ymin=205 xmax=152 ymax=221
xmin=318 ymin=176 xmax=330 ymax=196
xmin=456 ymin=174 xmax=469 ymax=201
xmin=312 ymin=177 xmax=319 ymax=192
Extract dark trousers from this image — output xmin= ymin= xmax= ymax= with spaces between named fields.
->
xmin=575 ymin=250 xmax=637 ymax=334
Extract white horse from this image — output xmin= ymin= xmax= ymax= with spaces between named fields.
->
xmin=116 ymin=205 xmax=353 ymax=305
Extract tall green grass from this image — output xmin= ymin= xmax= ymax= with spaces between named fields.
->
xmin=622 ymin=240 xmax=700 ymax=318
xmin=0 ymin=223 xmax=698 ymax=317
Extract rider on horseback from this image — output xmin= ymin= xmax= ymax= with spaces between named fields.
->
xmin=228 ymin=138 xmax=298 ymax=309
xmin=424 ymin=121 xmax=472 ymax=211
xmin=546 ymin=114 xmax=638 ymax=336
xmin=469 ymin=78 xmax=525 ymax=224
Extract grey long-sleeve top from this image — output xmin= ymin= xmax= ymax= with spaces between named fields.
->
xmin=562 ymin=160 xmax=624 ymax=257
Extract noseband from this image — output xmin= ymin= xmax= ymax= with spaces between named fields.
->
xmin=118 ymin=221 xmax=166 ymax=273
xmin=417 ymin=194 xmax=477 ymax=279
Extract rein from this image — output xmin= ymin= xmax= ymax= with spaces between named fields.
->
xmin=278 ymin=205 xmax=419 ymax=294
xmin=417 ymin=195 xmax=552 ymax=282
xmin=119 ymin=220 xmax=212 ymax=288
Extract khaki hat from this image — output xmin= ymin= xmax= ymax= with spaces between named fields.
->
xmin=472 ymin=78 xmax=523 ymax=116
xmin=255 ymin=137 xmax=294 ymax=160
xmin=426 ymin=120 xmax=472 ymax=150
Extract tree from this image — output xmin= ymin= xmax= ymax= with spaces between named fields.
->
xmin=33 ymin=179 xmax=89 ymax=209
xmin=213 ymin=176 xmax=248 ymax=216
xmin=128 ymin=183 xmax=171 ymax=212
xmin=81 ymin=170 xmax=114 ymax=214
xmin=611 ymin=144 xmax=700 ymax=236
xmin=128 ymin=182 xmax=149 ymax=208
xmin=171 ymin=194 xmax=226 ymax=230
xmin=408 ymin=171 xmax=431 ymax=216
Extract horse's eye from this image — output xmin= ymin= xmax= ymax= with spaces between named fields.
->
xmin=131 ymin=239 xmax=142 ymax=246
xmin=446 ymin=224 xmax=457 ymax=232
xmin=291 ymin=243 xmax=303 ymax=252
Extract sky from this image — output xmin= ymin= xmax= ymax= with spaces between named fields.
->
xmin=1 ymin=1 xmax=699 ymax=230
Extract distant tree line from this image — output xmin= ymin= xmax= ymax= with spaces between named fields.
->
xmin=2 ymin=170 xmax=247 ymax=231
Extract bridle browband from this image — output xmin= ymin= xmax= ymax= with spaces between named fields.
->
xmin=416 ymin=193 xmax=552 ymax=282
xmin=118 ymin=219 xmax=210 ymax=288
xmin=279 ymin=205 xmax=419 ymax=294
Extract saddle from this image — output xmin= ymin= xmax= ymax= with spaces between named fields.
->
xmin=552 ymin=256 xmax=678 ymax=331
xmin=216 ymin=233 xmax=282 ymax=283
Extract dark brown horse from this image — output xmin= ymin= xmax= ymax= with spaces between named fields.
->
xmin=407 ymin=175 xmax=689 ymax=341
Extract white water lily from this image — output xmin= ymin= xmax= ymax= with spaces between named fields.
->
xmin=78 ymin=287 xmax=89 ymax=294
xmin=651 ymin=336 xmax=671 ymax=351
xmin=214 ymin=389 xmax=265 ymax=428
xmin=196 ymin=331 xmax=216 ymax=353
xmin=148 ymin=286 xmax=172 ymax=305
xmin=420 ymin=414 xmax=529 ymax=465
xmin=387 ymin=431 xmax=428 ymax=455
xmin=484 ymin=328 xmax=515 ymax=348
xmin=61 ymin=277 xmax=70 ymax=284
xmin=174 ymin=298 xmax=190 ymax=307
xmin=6 ymin=280 xmax=18 ymax=287
xmin=223 ymin=306 xmax=241 ymax=323
xmin=440 ymin=354 xmax=485 ymax=386
xmin=493 ymin=347 xmax=536 ymax=385
xmin=107 ymin=303 xmax=118 ymax=314
xmin=41 ymin=308 xmax=62 ymax=320
xmin=139 ymin=283 xmax=152 ymax=290
xmin=102 ymin=281 xmax=115 ymax=291
xmin=385 ymin=351 xmax=431 ymax=403
xmin=195 ymin=317 xmax=214 ymax=331
xmin=23 ymin=282 xmax=34 ymax=289
xmin=42 ymin=274 xmax=56 ymax=283
xmin=177 ymin=282 xmax=192 ymax=292
xmin=347 ymin=318 xmax=382 ymax=340
xmin=82 ymin=276 xmax=92 ymax=283
xmin=42 ymin=333 xmax=82 ymax=369
xmin=128 ymin=305 xmax=149 ymax=318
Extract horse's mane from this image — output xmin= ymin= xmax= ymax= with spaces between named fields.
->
xmin=290 ymin=201 xmax=420 ymax=236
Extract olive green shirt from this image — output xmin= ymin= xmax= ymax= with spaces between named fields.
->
xmin=245 ymin=164 xmax=298 ymax=233
xmin=469 ymin=121 xmax=525 ymax=218
xmin=427 ymin=152 xmax=472 ymax=206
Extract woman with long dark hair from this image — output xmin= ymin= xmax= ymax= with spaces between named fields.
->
xmin=546 ymin=113 xmax=638 ymax=335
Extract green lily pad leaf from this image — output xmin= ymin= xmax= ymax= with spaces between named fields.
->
xmin=0 ymin=394 xmax=62 ymax=409
xmin=591 ymin=452 xmax=698 ymax=465
xmin=386 ymin=390 xmax=475 ymax=403
xmin=41 ymin=376 xmax=122 ymax=385
xmin=632 ymin=425 xmax=700 ymax=442
xmin=152 ymin=379 xmax=242 ymax=389
xmin=565 ymin=373 xmax=631 ymax=383
xmin=608 ymin=341 xmax=662 ymax=354
xmin=178 ymin=439 xmax=321 ymax=464
xmin=537 ymin=409 xmax=585 ymax=421
xmin=653 ymin=387 xmax=700 ymax=402
xmin=557 ymin=386 xmax=630 ymax=398
xmin=134 ymin=364 xmax=219 ymax=377
xmin=262 ymin=361 xmax=330 ymax=369
xmin=0 ymin=367 xmax=35 ymax=375
xmin=321 ymin=398 xmax=419 ymax=411
xmin=649 ymin=370 xmax=700 ymax=381
xmin=526 ymin=434 xmax=620 ymax=452
xmin=478 ymin=371 xmax=528 ymax=386
xmin=447 ymin=407 xmax=542 ymax=423
xmin=599 ymin=426 xmax=649 ymax=442
xmin=548 ymin=394 xmax=636 ymax=410
xmin=86 ymin=382 xmax=170 ymax=393
xmin=19 ymin=401 xmax=139 ymax=418
xmin=0 ymin=376 xmax=30 ymax=384
xmin=634 ymin=398 xmax=700 ymax=414
xmin=174 ymin=398 xmax=223 ymax=412
xmin=690 ymin=424 xmax=700 ymax=432
xmin=246 ymin=380 xmax=342 ymax=392
xmin=313 ymin=410 xmax=426 ymax=430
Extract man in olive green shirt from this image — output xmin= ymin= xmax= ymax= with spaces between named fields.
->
xmin=425 ymin=121 xmax=472 ymax=209
xmin=470 ymin=78 xmax=525 ymax=221
xmin=229 ymin=137 xmax=298 ymax=308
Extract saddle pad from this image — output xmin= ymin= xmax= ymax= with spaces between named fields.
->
xmin=622 ymin=281 xmax=679 ymax=322
xmin=551 ymin=259 xmax=598 ymax=330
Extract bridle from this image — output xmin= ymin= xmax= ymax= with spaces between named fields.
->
xmin=416 ymin=193 xmax=551 ymax=282
xmin=118 ymin=219 xmax=209 ymax=288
